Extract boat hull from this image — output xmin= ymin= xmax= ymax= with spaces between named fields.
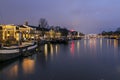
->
xmin=21 ymin=44 xmax=37 ymax=57
xmin=0 ymin=52 xmax=20 ymax=62
xmin=0 ymin=43 xmax=37 ymax=62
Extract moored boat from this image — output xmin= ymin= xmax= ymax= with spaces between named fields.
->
xmin=0 ymin=42 xmax=37 ymax=62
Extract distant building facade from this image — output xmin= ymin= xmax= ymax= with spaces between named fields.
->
xmin=0 ymin=24 xmax=36 ymax=44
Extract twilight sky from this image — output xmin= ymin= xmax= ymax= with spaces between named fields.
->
xmin=0 ymin=0 xmax=120 ymax=33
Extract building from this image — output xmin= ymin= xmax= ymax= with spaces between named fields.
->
xmin=0 ymin=24 xmax=19 ymax=42
xmin=0 ymin=24 xmax=36 ymax=45
xmin=18 ymin=25 xmax=35 ymax=41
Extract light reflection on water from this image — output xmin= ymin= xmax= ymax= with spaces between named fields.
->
xmin=50 ymin=44 xmax=54 ymax=58
xmin=44 ymin=44 xmax=48 ymax=57
xmin=114 ymin=39 xmax=118 ymax=49
xmin=43 ymin=44 xmax=60 ymax=61
xmin=89 ymin=39 xmax=97 ymax=53
xmin=22 ymin=58 xmax=35 ymax=74
xmin=1 ymin=39 xmax=120 ymax=80
xmin=77 ymin=41 xmax=80 ymax=53
xmin=9 ymin=64 xmax=18 ymax=77
xmin=4 ymin=64 xmax=18 ymax=77
xmin=100 ymin=38 xmax=102 ymax=48
xmin=84 ymin=39 xmax=87 ymax=49
xmin=70 ymin=41 xmax=75 ymax=56
xmin=55 ymin=45 xmax=58 ymax=54
xmin=0 ymin=61 xmax=19 ymax=80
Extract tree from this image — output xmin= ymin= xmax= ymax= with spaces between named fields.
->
xmin=24 ymin=21 xmax=28 ymax=25
xmin=38 ymin=18 xmax=48 ymax=28
xmin=38 ymin=18 xmax=49 ymax=37
xmin=59 ymin=28 xmax=69 ymax=37
xmin=116 ymin=27 xmax=120 ymax=32
xmin=101 ymin=31 xmax=107 ymax=35
xmin=79 ymin=32 xmax=84 ymax=36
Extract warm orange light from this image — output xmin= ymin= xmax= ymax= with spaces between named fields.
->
xmin=44 ymin=44 xmax=48 ymax=61
xmin=22 ymin=59 xmax=35 ymax=74
xmin=9 ymin=65 xmax=18 ymax=77
xmin=114 ymin=39 xmax=118 ymax=48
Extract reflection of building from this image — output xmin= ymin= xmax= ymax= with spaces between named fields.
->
xmin=22 ymin=59 xmax=35 ymax=74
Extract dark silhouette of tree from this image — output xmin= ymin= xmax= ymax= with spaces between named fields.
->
xmin=25 ymin=21 xmax=28 ymax=25
xmin=116 ymin=28 xmax=120 ymax=32
xmin=100 ymin=30 xmax=118 ymax=36
xmin=59 ymin=28 xmax=69 ymax=37
xmin=79 ymin=32 xmax=84 ymax=36
xmin=38 ymin=18 xmax=49 ymax=37
xmin=38 ymin=18 xmax=48 ymax=28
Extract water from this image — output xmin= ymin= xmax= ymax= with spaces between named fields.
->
xmin=1 ymin=38 xmax=120 ymax=80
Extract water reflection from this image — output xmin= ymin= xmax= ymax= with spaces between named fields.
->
xmin=0 ymin=61 xmax=19 ymax=80
xmin=70 ymin=41 xmax=75 ymax=56
xmin=9 ymin=65 xmax=18 ymax=77
xmin=77 ymin=41 xmax=80 ymax=52
xmin=1 ymin=39 xmax=120 ymax=80
xmin=84 ymin=39 xmax=87 ymax=49
xmin=89 ymin=39 xmax=97 ymax=53
xmin=113 ymin=39 xmax=119 ymax=58
xmin=22 ymin=58 xmax=35 ymax=74
xmin=110 ymin=39 xmax=112 ymax=46
xmin=43 ymin=44 xmax=60 ymax=61
xmin=107 ymin=39 xmax=112 ymax=47
xmin=44 ymin=44 xmax=48 ymax=61
xmin=114 ymin=39 xmax=118 ymax=49
xmin=55 ymin=44 xmax=59 ymax=55
xmin=107 ymin=39 xmax=109 ymax=48
xmin=100 ymin=38 xmax=102 ymax=48
xmin=50 ymin=44 xmax=54 ymax=57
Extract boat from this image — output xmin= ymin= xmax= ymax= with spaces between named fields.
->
xmin=0 ymin=42 xmax=37 ymax=62
xmin=48 ymin=38 xmax=68 ymax=44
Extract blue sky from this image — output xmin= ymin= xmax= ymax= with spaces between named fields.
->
xmin=0 ymin=0 xmax=120 ymax=33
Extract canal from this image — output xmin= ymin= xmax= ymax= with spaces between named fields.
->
xmin=1 ymin=38 xmax=120 ymax=80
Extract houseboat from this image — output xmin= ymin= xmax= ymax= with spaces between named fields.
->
xmin=0 ymin=24 xmax=38 ymax=62
xmin=0 ymin=42 xmax=37 ymax=62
